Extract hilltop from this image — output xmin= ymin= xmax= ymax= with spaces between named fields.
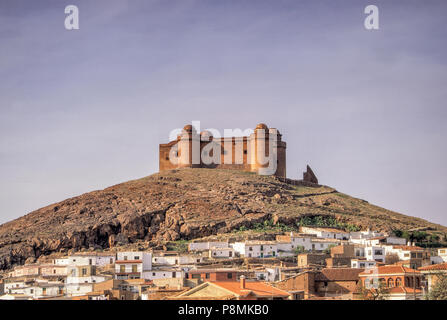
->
xmin=0 ymin=168 xmax=445 ymax=270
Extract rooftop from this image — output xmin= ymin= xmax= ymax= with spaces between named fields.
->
xmin=211 ymin=280 xmax=290 ymax=298
xmin=392 ymin=245 xmax=424 ymax=251
xmin=315 ymin=268 xmax=364 ymax=281
xmin=419 ymin=262 xmax=447 ymax=272
xmin=359 ymin=265 xmax=420 ymax=276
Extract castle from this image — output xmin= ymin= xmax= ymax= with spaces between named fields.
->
xmin=159 ymin=123 xmax=287 ymax=177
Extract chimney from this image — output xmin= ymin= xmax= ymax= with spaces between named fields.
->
xmin=240 ymin=275 xmax=246 ymax=289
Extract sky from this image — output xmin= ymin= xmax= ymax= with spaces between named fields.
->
xmin=0 ymin=0 xmax=446 ymax=226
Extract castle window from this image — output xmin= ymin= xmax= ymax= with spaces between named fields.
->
xmin=244 ymin=150 xmax=247 ymax=154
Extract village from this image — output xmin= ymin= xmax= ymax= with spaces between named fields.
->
xmin=1 ymin=225 xmax=446 ymax=300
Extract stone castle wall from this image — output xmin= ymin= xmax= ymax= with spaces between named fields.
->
xmin=159 ymin=123 xmax=287 ymax=177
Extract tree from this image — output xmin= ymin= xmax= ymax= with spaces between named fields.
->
xmin=357 ymin=281 xmax=390 ymax=300
xmin=426 ymin=274 xmax=447 ymax=300
xmin=392 ymin=229 xmax=403 ymax=238
xmin=385 ymin=253 xmax=400 ymax=265
xmin=293 ymin=245 xmax=305 ymax=255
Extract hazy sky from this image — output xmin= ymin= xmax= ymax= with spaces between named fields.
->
xmin=0 ymin=0 xmax=446 ymax=226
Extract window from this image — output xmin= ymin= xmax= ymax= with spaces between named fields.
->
xmin=323 ymin=281 xmax=328 ymax=287
xmin=387 ymin=278 xmax=395 ymax=288
xmin=132 ymin=265 xmax=137 ymax=273
xmin=134 ymin=256 xmax=140 ymax=260
xmin=42 ymin=288 xmax=47 ymax=295
xmin=120 ymin=265 xmax=125 ymax=273
xmin=30 ymin=289 xmax=34 ymax=294
xmin=185 ymin=273 xmax=189 ymax=279
xmin=249 ymin=247 xmax=253 ymax=251
xmin=82 ymin=268 xmax=87 ymax=276
xmin=227 ymin=273 xmax=233 ymax=279
xmin=205 ymin=273 xmax=210 ymax=279
xmin=89 ymin=259 xmax=92 ymax=265
xmin=374 ymin=250 xmax=383 ymax=255
xmin=243 ymin=150 xmax=247 ymax=155
xmin=124 ymin=256 xmax=128 ymax=260
xmin=260 ymin=245 xmax=264 ymax=251
xmin=110 ymin=258 xmax=113 ymax=264
xmin=152 ymin=272 xmax=156 ymax=276
xmin=173 ymin=272 xmax=177 ymax=278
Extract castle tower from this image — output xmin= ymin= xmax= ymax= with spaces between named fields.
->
xmin=177 ymin=124 xmax=200 ymax=168
xmin=249 ymin=123 xmax=286 ymax=177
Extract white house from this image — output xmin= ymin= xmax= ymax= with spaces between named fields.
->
xmin=8 ymin=280 xmax=65 ymax=299
xmin=152 ymin=252 xmax=203 ymax=266
xmin=300 ymin=226 xmax=350 ymax=240
xmin=383 ymin=245 xmax=428 ymax=261
xmin=188 ymin=241 xmax=229 ymax=251
xmin=364 ymin=246 xmax=385 ymax=263
xmin=115 ymin=251 xmax=152 ymax=280
xmin=436 ymin=248 xmax=447 ymax=262
xmin=0 ymin=293 xmax=32 ymax=300
xmin=310 ymin=239 xmax=340 ymax=252
xmin=64 ymin=253 xmax=115 ymax=267
xmin=231 ymin=241 xmax=278 ymax=258
xmin=351 ymin=259 xmax=377 ymax=268
xmin=208 ymin=247 xmax=235 ymax=258
xmin=142 ymin=268 xmax=184 ymax=280
xmin=276 ymin=232 xmax=315 ymax=251
xmin=350 ymin=229 xmax=384 ymax=241
xmin=66 ymin=265 xmax=109 ymax=296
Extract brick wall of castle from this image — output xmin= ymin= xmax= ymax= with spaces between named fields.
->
xmin=159 ymin=123 xmax=287 ymax=177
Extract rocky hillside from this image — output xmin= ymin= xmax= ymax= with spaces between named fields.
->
xmin=0 ymin=168 xmax=445 ymax=270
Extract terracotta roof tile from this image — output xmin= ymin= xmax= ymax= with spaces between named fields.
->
xmin=210 ymin=281 xmax=290 ymax=298
xmin=419 ymin=263 xmax=447 ymax=271
xmin=315 ymin=268 xmax=364 ymax=281
xmin=359 ymin=265 xmax=419 ymax=276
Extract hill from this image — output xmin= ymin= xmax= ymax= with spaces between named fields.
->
xmin=0 ymin=168 xmax=445 ymax=270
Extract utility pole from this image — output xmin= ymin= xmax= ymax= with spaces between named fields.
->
xmin=413 ymin=267 xmax=416 ymax=300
